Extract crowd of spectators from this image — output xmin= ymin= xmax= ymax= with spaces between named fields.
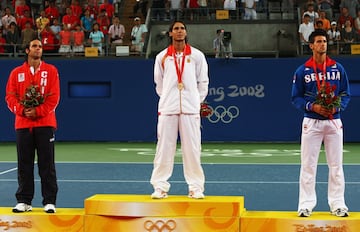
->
xmin=1 ymin=0 xmax=360 ymax=56
xmin=298 ymin=0 xmax=360 ymax=54
xmin=0 ymin=0 xmax=130 ymax=56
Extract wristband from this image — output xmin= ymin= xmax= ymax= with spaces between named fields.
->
xmin=306 ymin=102 xmax=313 ymax=111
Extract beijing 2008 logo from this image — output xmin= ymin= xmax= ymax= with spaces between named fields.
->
xmin=206 ymin=105 xmax=240 ymax=124
xmin=144 ymin=219 xmax=176 ymax=232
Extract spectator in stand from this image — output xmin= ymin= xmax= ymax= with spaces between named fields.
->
xmin=97 ymin=8 xmax=110 ymax=43
xmin=99 ymin=0 xmax=115 ymax=19
xmin=223 ymin=0 xmax=237 ymax=20
xmin=209 ymin=0 xmax=223 ymax=19
xmin=337 ymin=7 xmax=354 ymax=30
xmin=59 ymin=0 xmax=70 ymax=18
xmin=62 ymin=7 xmax=80 ymax=31
xmin=315 ymin=20 xmax=325 ymax=30
xmin=317 ymin=10 xmax=331 ymax=31
xmin=72 ymin=24 xmax=84 ymax=54
xmin=15 ymin=0 xmax=30 ymax=19
xmin=303 ymin=2 xmax=319 ymax=23
xmin=81 ymin=9 xmax=94 ymax=39
xmin=151 ymin=0 xmax=167 ymax=21
xmin=0 ymin=29 xmax=6 ymax=53
xmin=89 ymin=22 xmax=104 ymax=54
xmin=299 ymin=13 xmax=315 ymax=53
xmin=45 ymin=0 xmax=60 ymax=21
xmin=133 ymin=0 xmax=149 ymax=18
xmin=339 ymin=0 xmax=359 ymax=19
xmin=20 ymin=21 xmax=37 ymax=51
xmin=17 ymin=9 xmax=33 ymax=31
xmin=186 ymin=0 xmax=200 ymax=21
xmin=59 ymin=23 xmax=73 ymax=56
xmin=327 ymin=21 xmax=341 ymax=54
xmin=70 ymin=0 xmax=83 ymax=18
xmin=84 ymin=0 xmax=99 ymax=19
xmin=40 ymin=23 xmax=58 ymax=53
xmin=301 ymin=0 xmax=318 ymax=13
xmin=168 ymin=0 xmax=183 ymax=21
xmin=340 ymin=19 xmax=359 ymax=53
xmin=198 ymin=0 xmax=208 ymax=20
xmin=316 ymin=0 xmax=333 ymax=20
xmin=50 ymin=18 xmax=61 ymax=42
xmin=1 ymin=7 xmax=17 ymax=35
xmin=242 ymin=0 xmax=258 ymax=20
xmin=354 ymin=9 xmax=360 ymax=34
xmin=108 ymin=16 xmax=125 ymax=53
xmin=36 ymin=10 xmax=50 ymax=36
xmin=6 ymin=21 xmax=20 ymax=53
xmin=29 ymin=0 xmax=43 ymax=18
xmin=130 ymin=17 xmax=147 ymax=54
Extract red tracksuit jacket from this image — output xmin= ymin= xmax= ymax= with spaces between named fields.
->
xmin=5 ymin=61 xmax=60 ymax=129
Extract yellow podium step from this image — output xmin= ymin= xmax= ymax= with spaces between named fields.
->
xmin=240 ymin=211 xmax=360 ymax=232
xmin=84 ymin=194 xmax=245 ymax=232
xmin=0 ymin=207 xmax=84 ymax=232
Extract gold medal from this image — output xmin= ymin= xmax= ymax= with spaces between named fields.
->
xmin=178 ymin=83 xmax=184 ymax=90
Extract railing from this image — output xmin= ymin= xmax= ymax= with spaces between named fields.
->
xmin=0 ymin=42 xmax=142 ymax=58
xmin=2 ymin=41 xmax=359 ymax=59
xmin=299 ymin=42 xmax=360 ymax=56
xmin=148 ymin=6 xmax=298 ymax=22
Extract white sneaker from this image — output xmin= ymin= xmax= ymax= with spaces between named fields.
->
xmin=151 ymin=188 xmax=168 ymax=199
xmin=12 ymin=203 xmax=32 ymax=213
xmin=188 ymin=190 xmax=205 ymax=199
xmin=331 ymin=208 xmax=349 ymax=217
xmin=298 ymin=208 xmax=311 ymax=217
xmin=44 ymin=204 xmax=56 ymax=213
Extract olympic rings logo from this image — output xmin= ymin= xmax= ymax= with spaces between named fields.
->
xmin=206 ymin=105 xmax=240 ymax=124
xmin=144 ymin=219 xmax=176 ymax=231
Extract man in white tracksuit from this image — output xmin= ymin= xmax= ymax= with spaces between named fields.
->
xmin=150 ymin=20 xmax=209 ymax=199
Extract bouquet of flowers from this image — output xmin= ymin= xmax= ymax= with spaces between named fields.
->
xmin=21 ymin=85 xmax=44 ymax=108
xmin=314 ymin=82 xmax=341 ymax=119
xmin=200 ymin=102 xmax=212 ymax=118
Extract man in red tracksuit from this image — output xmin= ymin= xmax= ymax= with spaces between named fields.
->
xmin=5 ymin=39 xmax=60 ymax=213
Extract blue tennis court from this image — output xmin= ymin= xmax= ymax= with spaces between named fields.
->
xmin=0 ymin=162 xmax=359 ymax=212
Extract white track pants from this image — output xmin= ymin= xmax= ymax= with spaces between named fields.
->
xmin=150 ymin=114 xmax=205 ymax=193
xmin=298 ymin=118 xmax=348 ymax=212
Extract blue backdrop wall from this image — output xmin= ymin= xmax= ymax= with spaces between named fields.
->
xmin=1 ymin=57 xmax=359 ymax=142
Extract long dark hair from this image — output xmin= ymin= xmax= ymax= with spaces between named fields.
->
xmin=168 ymin=20 xmax=188 ymax=44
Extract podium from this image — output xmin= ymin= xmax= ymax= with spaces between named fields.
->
xmin=84 ymin=194 xmax=245 ymax=231
xmin=1 ymin=195 xmax=360 ymax=231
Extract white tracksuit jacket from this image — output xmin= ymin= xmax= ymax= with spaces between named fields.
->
xmin=154 ymin=45 xmax=209 ymax=115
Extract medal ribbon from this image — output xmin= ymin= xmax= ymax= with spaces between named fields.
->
xmin=312 ymin=58 xmax=327 ymax=91
xmin=174 ymin=52 xmax=186 ymax=86
xmin=167 ymin=44 xmax=191 ymax=87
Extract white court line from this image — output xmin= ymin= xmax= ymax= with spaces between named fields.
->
xmin=0 ymin=167 xmax=17 ymax=175
xmin=1 ymin=161 xmax=360 ymax=165
xmin=0 ymin=179 xmax=360 ymax=185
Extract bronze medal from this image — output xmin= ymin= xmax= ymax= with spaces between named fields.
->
xmin=178 ymin=83 xmax=184 ymax=90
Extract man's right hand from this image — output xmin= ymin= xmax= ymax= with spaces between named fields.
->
xmin=312 ymin=103 xmax=335 ymax=118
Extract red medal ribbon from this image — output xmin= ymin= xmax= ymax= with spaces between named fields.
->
xmin=167 ymin=44 xmax=191 ymax=86
xmin=312 ymin=58 xmax=327 ymax=91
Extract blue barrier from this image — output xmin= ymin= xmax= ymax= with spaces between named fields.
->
xmin=1 ymin=57 xmax=359 ymax=142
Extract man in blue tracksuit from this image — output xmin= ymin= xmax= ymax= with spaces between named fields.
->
xmin=291 ymin=29 xmax=351 ymax=217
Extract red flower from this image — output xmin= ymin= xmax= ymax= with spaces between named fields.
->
xmin=21 ymin=85 xmax=44 ymax=108
xmin=200 ymin=102 xmax=212 ymax=117
xmin=314 ymin=82 xmax=341 ymax=119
